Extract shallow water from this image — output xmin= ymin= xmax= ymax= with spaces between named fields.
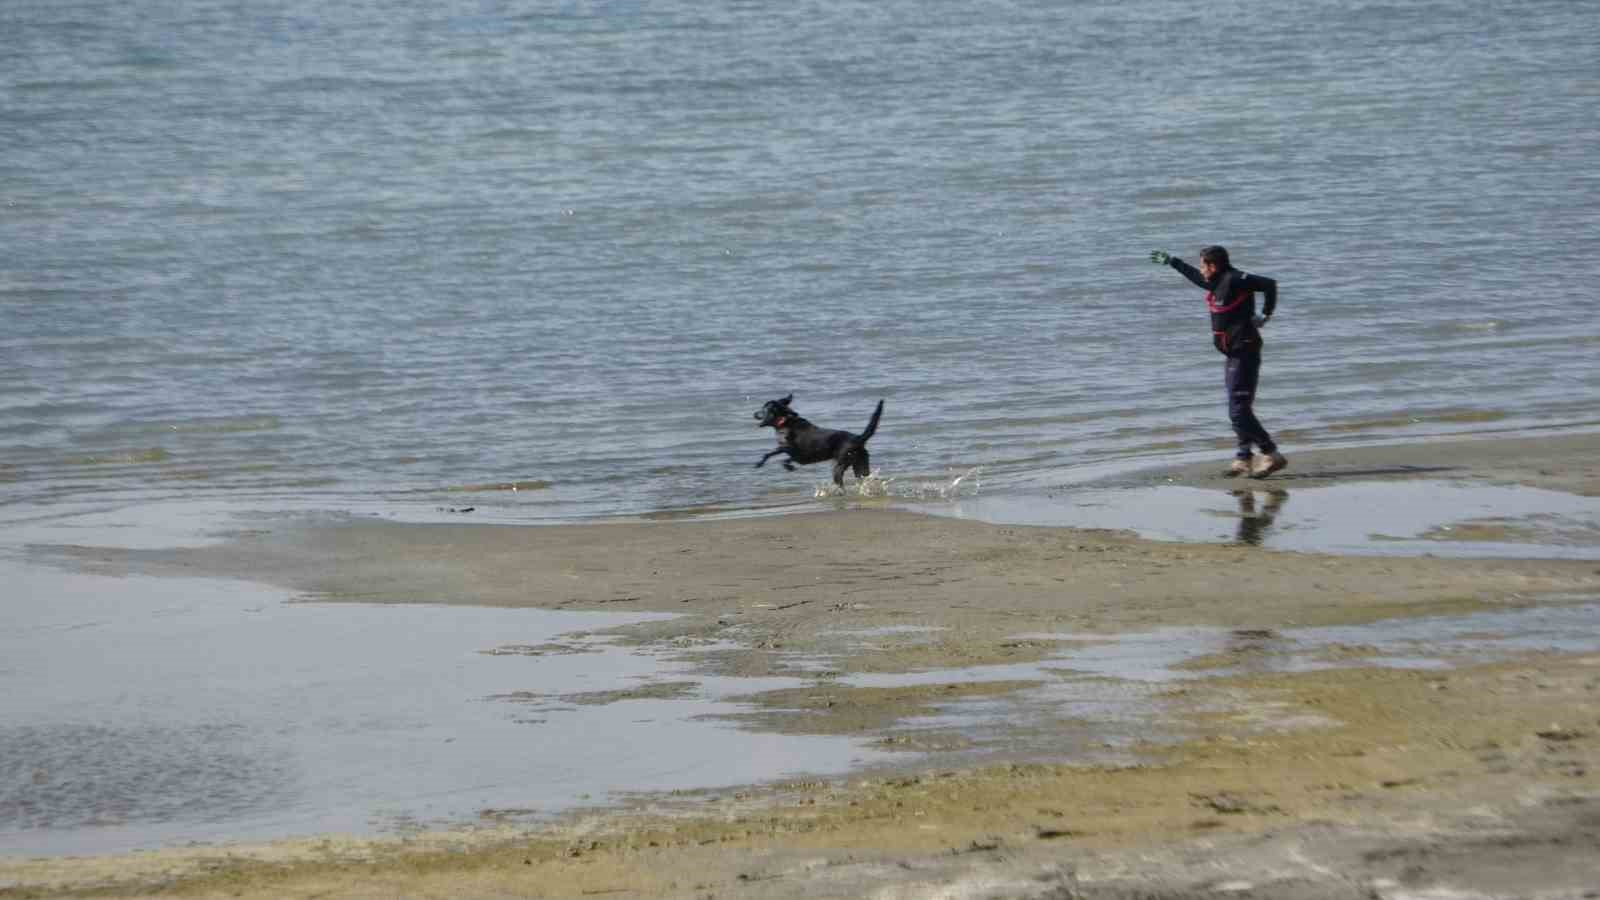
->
xmin=836 ymin=602 xmax=1600 ymax=760
xmin=0 ymin=565 xmax=889 ymax=857
xmin=911 ymin=480 xmax=1600 ymax=559
xmin=6 ymin=537 xmax=1597 ymax=857
xmin=10 ymin=470 xmax=1599 ymax=564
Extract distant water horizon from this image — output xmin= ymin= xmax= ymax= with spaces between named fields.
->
xmin=5 ymin=0 xmax=1599 ymax=525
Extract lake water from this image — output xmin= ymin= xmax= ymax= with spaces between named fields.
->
xmin=5 ymin=0 xmax=1599 ymax=522
xmin=5 ymin=0 xmax=1600 ymax=858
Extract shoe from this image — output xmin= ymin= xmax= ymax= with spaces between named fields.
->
xmin=1224 ymin=458 xmax=1252 ymax=478
xmin=1250 ymin=451 xmax=1288 ymax=479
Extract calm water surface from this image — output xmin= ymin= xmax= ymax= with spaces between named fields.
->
xmin=0 ymin=567 xmax=890 ymax=856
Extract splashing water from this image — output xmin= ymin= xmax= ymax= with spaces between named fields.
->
xmin=942 ymin=468 xmax=982 ymax=498
xmin=813 ymin=468 xmax=981 ymax=501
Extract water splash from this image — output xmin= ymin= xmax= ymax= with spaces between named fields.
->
xmin=942 ymin=467 xmax=982 ymax=499
xmin=813 ymin=468 xmax=981 ymax=501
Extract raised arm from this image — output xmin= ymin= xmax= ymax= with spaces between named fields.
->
xmin=1152 ymin=250 xmax=1212 ymax=290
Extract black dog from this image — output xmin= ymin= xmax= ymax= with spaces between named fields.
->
xmin=754 ymin=394 xmax=884 ymax=488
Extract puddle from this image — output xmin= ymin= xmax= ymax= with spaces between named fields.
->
xmin=0 ymin=563 xmax=889 ymax=857
xmin=1042 ymin=601 xmax=1600 ymax=676
xmin=804 ymin=602 xmax=1600 ymax=763
xmin=6 ymin=552 xmax=1598 ymax=858
xmin=7 ymin=490 xmax=1599 ymax=859
xmin=908 ymin=481 xmax=1600 ymax=558
xmin=1288 ymin=601 xmax=1600 ymax=665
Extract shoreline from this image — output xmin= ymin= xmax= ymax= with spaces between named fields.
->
xmin=6 ymin=431 xmax=1600 ymax=897
xmin=9 ymin=653 xmax=1599 ymax=898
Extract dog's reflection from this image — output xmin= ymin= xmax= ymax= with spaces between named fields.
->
xmin=1232 ymin=488 xmax=1288 ymax=546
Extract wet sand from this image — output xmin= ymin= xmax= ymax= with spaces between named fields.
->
xmin=6 ymin=432 xmax=1600 ymax=898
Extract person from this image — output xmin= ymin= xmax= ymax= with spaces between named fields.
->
xmin=1150 ymin=245 xmax=1287 ymax=478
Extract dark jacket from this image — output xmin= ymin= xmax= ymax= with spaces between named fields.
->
xmin=1168 ymin=258 xmax=1278 ymax=357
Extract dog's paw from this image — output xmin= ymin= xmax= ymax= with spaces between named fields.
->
xmin=782 ymin=462 xmax=796 ymax=472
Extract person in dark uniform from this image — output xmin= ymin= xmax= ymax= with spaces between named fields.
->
xmin=1150 ymin=245 xmax=1287 ymax=478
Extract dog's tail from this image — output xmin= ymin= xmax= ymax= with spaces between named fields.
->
xmin=855 ymin=400 xmax=884 ymax=445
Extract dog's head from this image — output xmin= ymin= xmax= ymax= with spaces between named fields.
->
xmin=754 ymin=393 xmax=796 ymax=428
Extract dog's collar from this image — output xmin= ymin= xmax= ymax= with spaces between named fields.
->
xmin=773 ymin=416 xmax=787 ymax=428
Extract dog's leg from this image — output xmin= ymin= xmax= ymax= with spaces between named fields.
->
xmin=852 ymin=449 xmax=870 ymax=479
xmin=831 ymin=459 xmax=848 ymax=487
xmin=756 ymin=448 xmax=789 ymax=468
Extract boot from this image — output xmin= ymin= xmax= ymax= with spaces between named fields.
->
xmin=1250 ymin=451 xmax=1288 ymax=479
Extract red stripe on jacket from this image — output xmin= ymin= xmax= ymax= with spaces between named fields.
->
xmin=1206 ymin=288 xmax=1251 ymax=315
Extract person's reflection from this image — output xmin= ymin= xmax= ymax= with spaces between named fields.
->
xmin=1233 ymin=488 xmax=1288 ymax=546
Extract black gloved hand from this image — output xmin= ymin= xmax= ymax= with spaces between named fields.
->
xmin=1149 ymin=250 xmax=1171 ymax=265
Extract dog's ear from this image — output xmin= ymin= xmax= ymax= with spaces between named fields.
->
xmin=780 ymin=393 xmax=793 ymax=407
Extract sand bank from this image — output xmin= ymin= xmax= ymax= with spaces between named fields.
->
xmin=6 ymin=432 xmax=1600 ymax=898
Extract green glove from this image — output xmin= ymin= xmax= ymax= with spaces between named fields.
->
xmin=1149 ymin=250 xmax=1170 ymax=265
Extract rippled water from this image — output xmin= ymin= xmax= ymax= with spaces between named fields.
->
xmin=4 ymin=0 xmax=1599 ymax=521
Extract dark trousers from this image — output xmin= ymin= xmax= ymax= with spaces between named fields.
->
xmin=1224 ymin=351 xmax=1276 ymax=459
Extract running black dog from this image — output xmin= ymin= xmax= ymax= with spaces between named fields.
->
xmin=753 ymin=394 xmax=884 ymax=488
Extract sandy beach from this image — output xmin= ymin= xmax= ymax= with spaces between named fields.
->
xmin=6 ymin=432 xmax=1600 ymax=898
